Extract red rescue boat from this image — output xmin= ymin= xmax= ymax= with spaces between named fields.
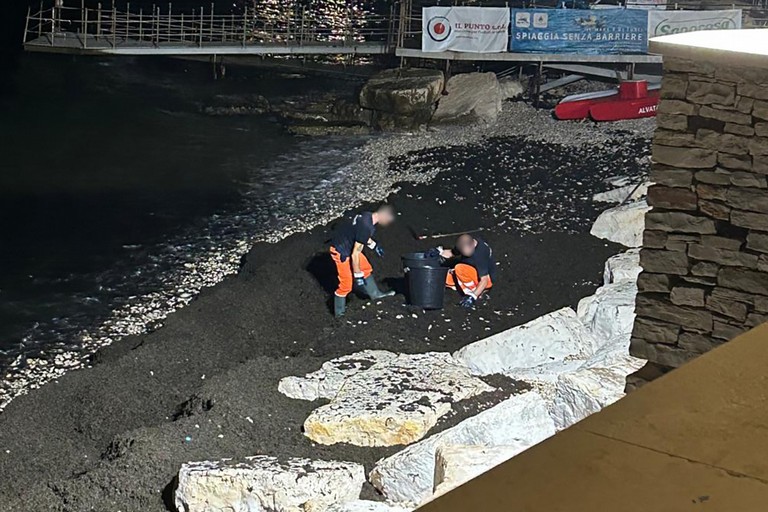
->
xmin=554 ymin=80 xmax=660 ymax=122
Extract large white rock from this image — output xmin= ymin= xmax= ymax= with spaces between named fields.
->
xmin=453 ymin=308 xmax=599 ymax=376
xmin=499 ymin=78 xmax=524 ymax=100
xmin=576 ymin=280 xmax=638 ymax=344
xmin=590 ymin=199 xmax=651 ymax=248
xmin=431 ymin=445 xmax=520 ymax=499
xmin=549 ymin=344 xmax=645 ymax=430
xmin=369 ymin=391 xmax=556 ymax=506
xmin=303 ymin=352 xmax=494 ymax=447
xmin=174 ymin=456 xmax=365 ymax=512
xmin=431 ymin=72 xmax=502 ymax=126
xmin=504 ymin=360 xmax=587 ymax=386
xmin=278 ymin=350 xmax=397 ymax=401
xmin=320 ymin=501 xmax=411 ymax=512
xmin=592 ymin=182 xmax=650 ymax=204
xmin=603 ymin=249 xmax=642 ymax=285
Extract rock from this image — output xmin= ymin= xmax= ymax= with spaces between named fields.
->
xmin=603 ymin=249 xmax=641 ymax=285
xmin=647 ymin=185 xmax=698 ymax=211
xmin=653 ymin=145 xmax=717 ymax=169
xmin=504 ymin=360 xmax=587 ymax=386
xmin=431 ymin=445 xmax=520 ymax=498
xmin=453 ymin=308 xmax=599 ymax=376
xmin=369 ymin=391 xmax=555 ymax=506
xmin=645 ymin=211 xmax=717 ymax=234
xmin=278 ymin=350 xmax=397 ymax=401
xmin=576 ymin=281 xmax=638 ymax=343
xmin=590 ymin=200 xmax=651 ymax=248
xmin=592 ymin=182 xmax=650 ymax=204
xmin=639 ymin=248 xmax=690 ymax=276
xmin=431 ymin=72 xmax=502 ymax=126
xmin=550 ymin=343 xmax=645 ymax=430
xmin=320 ymin=502 xmax=411 ymax=512
xmin=174 ymin=456 xmax=365 ymax=512
xmin=498 ymin=78 xmax=524 ymax=100
xmin=359 ymin=68 xmax=444 ymax=116
xmin=303 ymin=352 xmax=494 ymax=447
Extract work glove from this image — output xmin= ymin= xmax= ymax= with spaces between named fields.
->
xmin=459 ymin=294 xmax=476 ymax=309
xmin=424 ymin=247 xmax=441 ymax=259
xmin=368 ymin=240 xmax=385 ymax=258
xmin=353 ymin=272 xmax=366 ymax=289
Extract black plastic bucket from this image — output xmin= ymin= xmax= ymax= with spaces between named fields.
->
xmin=404 ymin=264 xmax=449 ymax=309
xmin=401 ymin=252 xmax=441 ymax=270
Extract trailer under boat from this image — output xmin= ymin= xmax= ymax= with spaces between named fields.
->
xmin=554 ymin=80 xmax=660 ymax=122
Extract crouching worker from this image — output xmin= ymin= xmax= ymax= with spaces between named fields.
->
xmin=329 ymin=205 xmax=396 ymax=317
xmin=440 ymin=234 xmax=495 ymax=309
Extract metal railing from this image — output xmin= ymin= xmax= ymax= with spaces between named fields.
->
xmin=23 ymin=1 xmax=398 ymax=51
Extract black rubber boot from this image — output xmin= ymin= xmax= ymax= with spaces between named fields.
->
xmin=363 ymin=277 xmax=395 ymax=300
xmin=334 ymin=295 xmax=346 ymax=318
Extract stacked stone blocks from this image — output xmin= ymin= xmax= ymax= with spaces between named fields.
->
xmin=631 ymin=56 xmax=768 ymax=372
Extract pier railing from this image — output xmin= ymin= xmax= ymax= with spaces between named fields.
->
xmin=23 ymin=1 xmax=398 ymax=54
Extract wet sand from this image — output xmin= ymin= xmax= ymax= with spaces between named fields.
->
xmin=0 ymin=118 xmax=650 ymax=511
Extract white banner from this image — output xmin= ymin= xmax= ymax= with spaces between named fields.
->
xmin=648 ymin=9 xmax=741 ymax=38
xmin=626 ymin=0 xmax=667 ymax=11
xmin=422 ymin=7 xmax=509 ymax=53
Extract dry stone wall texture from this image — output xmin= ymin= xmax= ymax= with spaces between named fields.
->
xmin=630 ymin=56 xmax=768 ymax=386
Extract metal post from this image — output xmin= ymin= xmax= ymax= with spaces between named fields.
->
xmin=299 ymin=7 xmax=305 ymax=45
xmin=83 ymin=9 xmax=88 ymax=47
xmin=23 ymin=6 xmax=31 ymax=44
xmin=38 ymin=1 xmax=43 ymax=38
xmin=155 ymin=6 xmax=160 ymax=45
xmin=181 ymin=13 xmax=185 ymax=43
xmin=168 ymin=3 xmax=172 ymax=42
xmin=126 ymin=3 xmax=131 ymax=40
xmin=242 ymin=5 xmax=247 ymax=47
xmin=81 ymin=0 xmax=85 ymax=35
xmin=97 ymin=3 xmax=102 ymax=39
xmin=138 ymin=8 xmax=143 ymax=41
xmin=111 ymin=0 xmax=116 ymax=48
xmin=210 ymin=3 xmax=214 ymax=42
xmin=199 ymin=6 xmax=204 ymax=47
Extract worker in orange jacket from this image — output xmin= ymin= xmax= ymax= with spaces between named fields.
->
xmin=329 ymin=205 xmax=396 ymax=317
xmin=440 ymin=233 xmax=495 ymax=309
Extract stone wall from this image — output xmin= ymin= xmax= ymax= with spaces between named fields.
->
xmin=629 ymin=56 xmax=768 ymax=388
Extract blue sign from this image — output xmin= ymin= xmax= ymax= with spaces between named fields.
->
xmin=509 ymin=8 xmax=649 ymax=54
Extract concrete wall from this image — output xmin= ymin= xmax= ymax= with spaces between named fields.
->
xmin=629 ymin=53 xmax=768 ymax=387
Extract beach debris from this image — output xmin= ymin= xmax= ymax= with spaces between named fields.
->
xmin=302 ymin=353 xmax=494 ymax=447
xmin=603 ymin=248 xmax=642 ymax=285
xmin=174 ymin=456 xmax=364 ymax=512
xmin=278 ymin=350 xmax=397 ymax=401
xmin=453 ymin=308 xmax=600 ymax=376
xmin=430 ymin=444 xmax=521 ymax=500
xmin=590 ymin=199 xmax=651 ymax=248
xmin=369 ymin=391 xmax=555 ymax=506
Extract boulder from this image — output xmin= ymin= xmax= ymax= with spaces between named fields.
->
xmin=549 ymin=343 xmax=645 ymax=430
xmin=504 ymin=360 xmax=587 ymax=386
xmin=593 ymin=182 xmax=650 ymax=204
xmin=590 ymin=200 xmax=651 ymax=248
xmin=453 ymin=308 xmax=599 ymax=376
xmin=278 ymin=350 xmax=397 ymax=401
xmin=303 ymin=352 xmax=494 ymax=447
xmin=431 ymin=72 xmax=502 ymax=126
xmin=174 ymin=456 xmax=364 ymax=512
xmin=499 ymin=78 xmax=525 ymax=100
xmin=431 ymin=445 xmax=521 ymax=499
xmin=318 ymin=501 xmax=411 ymax=512
xmin=359 ymin=68 xmax=444 ymax=116
xmin=369 ymin=391 xmax=556 ymax=506
xmin=603 ymin=249 xmax=642 ymax=285
xmin=576 ymin=280 xmax=638 ymax=344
